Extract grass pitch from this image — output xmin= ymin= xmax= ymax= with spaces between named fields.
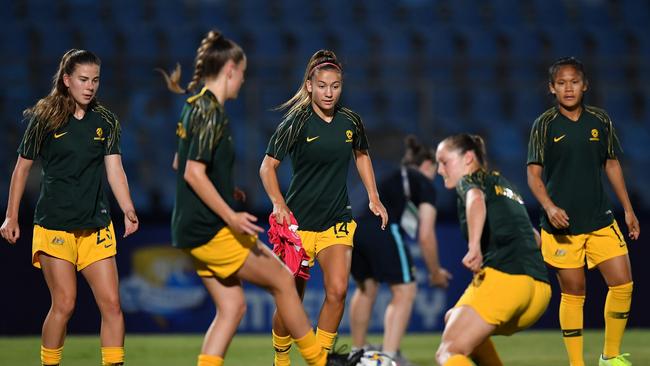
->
xmin=1 ymin=329 xmax=649 ymax=365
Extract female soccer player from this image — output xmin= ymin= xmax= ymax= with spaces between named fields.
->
xmin=349 ymin=135 xmax=451 ymax=365
xmin=259 ymin=49 xmax=388 ymax=366
xmin=527 ymin=57 xmax=640 ymax=366
xmin=161 ymin=31 xmax=358 ymax=366
xmin=435 ymin=134 xmax=550 ymax=366
xmin=1 ymin=49 xmax=139 ymax=366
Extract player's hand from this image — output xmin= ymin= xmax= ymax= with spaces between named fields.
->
xmin=429 ymin=267 xmax=452 ymax=288
xmin=233 ymin=187 xmax=247 ymax=202
xmin=369 ymin=199 xmax=388 ymax=230
xmin=545 ymin=204 xmax=569 ymax=229
xmin=625 ymin=210 xmax=640 ymax=240
xmin=0 ymin=217 xmax=20 ymax=244
xmin=123 ymin=210 xmax=139 ymax=238
xmin=462 ymin=245 xmax=483 ymax=273
xmin=272 ymin=203 xmax=292 ymax=226
xmin=228 ymin=212 xmax=264 ymax=236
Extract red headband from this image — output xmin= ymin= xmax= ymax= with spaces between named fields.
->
xmin=309 ymin=62 xmax=341 ymax=76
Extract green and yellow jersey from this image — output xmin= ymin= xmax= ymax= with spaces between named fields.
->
xmin=18 ymin=104 xmax=121 ymax=231
xmin=527 ymin=105 xmax=621 ymax=235
xmin=172 ymin=88 xmax=235 ymax=248
xmin=456 ymin=170 xmax=548 ymax=283
xmin=265 ymin=105 xmax=369 ymax=231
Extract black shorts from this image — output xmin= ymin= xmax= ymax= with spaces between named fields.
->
xmin=351 ymin=218 xmax=415 ymax=284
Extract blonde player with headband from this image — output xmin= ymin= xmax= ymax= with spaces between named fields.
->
xmin=260 ymin=49 xmax=388 ymax=366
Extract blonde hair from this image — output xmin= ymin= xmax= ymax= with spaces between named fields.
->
xmin=277 ymin=49 xmax=343 ymax=118
xmin=158 ymin=29 xmax=245 ymax=94
xmin=23 ymin=49 xmax=101 ymax=133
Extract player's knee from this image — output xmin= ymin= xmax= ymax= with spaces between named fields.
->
xmin=444 ymin=309 xmax=455 ymax=324
xmin=269 ymin=268 xmax=295 ymax=295
xmin=325 ymin=281 xmax=348 ymax=304
xmin=221 ymin=296 xmax=247 ymax=321
xmin=52 ymin=293 xmax=76 ymax=318
xmin=98 ymin=295 xmax=123 ymax=318
xmin=436 ymin=339 xmax=470 ymax=364
xmin=391 ymin=283 xmax=416 ymax=303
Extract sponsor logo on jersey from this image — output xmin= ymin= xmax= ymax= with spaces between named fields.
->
xmin=553 ymin=134 xmax=566 ymax=143
xmin=51 ymin=236 xmax=65 ymax=245
xmin=306 ymin=136 xmax=319 ymax=142
xmin=554 ymin=249 xmax=566 ymax=257
xmin=54 ymin=132 xmax=68 ymax=139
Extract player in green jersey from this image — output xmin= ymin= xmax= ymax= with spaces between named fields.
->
xmin=260 ymin=49 xmax=388 ymax=366
xmin=1 ymin=49 xmax=139 ymax=366
xmin=160 ymin=31 xmax=359 ymax=366
xmin=527 ymin=57 xmax=640 ymax=366
xmin=435 ymin=134 xmax=550 ymax=366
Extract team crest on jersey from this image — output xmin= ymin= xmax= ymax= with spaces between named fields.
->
xmin=176 ymin=122 xmax=187 ymax=139
xmin=345 ymin=129 xmax=353 ymax=143
xmin=589 ymin=129 xmax=599 ymax=141
xmin=94 ymin=127 xmax=105 ymax=141
xmin=51 ymin=236 xmax=65 ymax=245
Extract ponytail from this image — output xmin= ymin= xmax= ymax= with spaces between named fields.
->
xmin=442 ymin=133 xmax=488 ymax=170
xmin=158 ymin=29 xmax=244 ymax=94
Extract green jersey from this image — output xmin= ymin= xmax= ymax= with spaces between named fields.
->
xmin=17 ymin=105 xmax=121 ymax=231
xmin=456 ymin=170 xmax=548 ymax=283
xmin=527 ymin=106 xmax=620 ymax=234
xmin=266 ymin=105 xmax=369 ymax=231
xmin=172 ymin=88 xmax=235 ymax=248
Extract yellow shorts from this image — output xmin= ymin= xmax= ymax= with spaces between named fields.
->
xmin=455 ymin=267 xmax=551 ymax=336
xmin=32 ymin=223 xmax=117 ymax=271
xmin=186 ymin=227 xmax=258 ymax=279
xmin=541 ymin=220 xmax=628 ymax=269
xmin=298 ymin=220 xmax=357 ymax=267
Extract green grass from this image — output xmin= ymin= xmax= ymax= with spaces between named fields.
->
xmin=1 ymin=330 xmax=649 ymax=365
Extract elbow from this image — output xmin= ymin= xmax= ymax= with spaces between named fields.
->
xmin=183 ymin=168 xmax=197 ymax=186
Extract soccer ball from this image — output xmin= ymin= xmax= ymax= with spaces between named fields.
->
xmin=356 ymin=351 xmax=397 ymax=366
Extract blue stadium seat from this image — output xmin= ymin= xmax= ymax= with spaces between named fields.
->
xmin=600 ymin=90 xmax=633 ymax=123
xmin=402 ymin=0 xmax=440 ymax=27
xmin=330 ymin=28 xmax=371 ymax=82
xmin=0 ymin=22 xmax=30 ymax=58
xmin=530 ymin=0 xmax=569 ymax=26
xmin=107 ymin=0 xmax=145 ymax=27
xmin=539 ymin=26 xmax=585 ymax=60
xmin=582 ymin=28 xmax=628 ymax=83
xmin=470 ymin=89 xmax=504 ymax=122
xmin=574 ymin=0 xmax=613 ymax=27
xmin=75 ymin=22 xmax=117 ymax=58
xmin=513 ymin=89 xmax=548 ymax=124
xmin=116 ymin=24 xmax=161 ymax=62
xmin=448 ymin=0 xmax=483 ymax=27
xmin=492 ymin=0 xmax=524 ymax=27
xmin=620 ymin=0 xmax=650 ymax=27
xmin=384 ymin=90 xmax=420 ymax=134
xmin=161 ymin=25 xmax=202 ymax=61
xmin=63 ymin=0 xmax=102 ymax=23
xmin=193 ymin=1 xmax=232 ymax=30
xmin=238 ymin=0 xmax=276 ymax=27
xmin=278 ymin=0 xmax=317 ymax=25
xmin=151 ymin=1 xmax=190 ymax=26
xmin=344 ymin=91 xmax=379 ymax=131
xmin=32 ymin=22 xmax=75 ymax=59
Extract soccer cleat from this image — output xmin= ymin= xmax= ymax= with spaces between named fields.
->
xmin=599 ymin=353 xmax=632 ymax=366
xmin=326 ymin=349 xmax=364 ymax=366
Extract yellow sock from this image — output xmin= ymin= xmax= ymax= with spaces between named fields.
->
xmin=603 ymin=282 xmax=633 ymax=358
xmin=444 ymin=354 xmax=473 ymax=365
xmin=273 ymin=330 xmax=293 ymax=366
xmin=197 ymin=354 xmax=224 ymax=366
xmin=41 ymin=345 xmax=63 ymax=366
xmin=101 ymin=346 xmax=124 ymax=365
xmin=294 ymin=330 xmax=327 ymax=366
xmin=560 ymin=293 xmax=585 ymax=366
xmin=315 ymin=327 xmax=337 ymax=352
xmin=470 ymin=338 xmax=502 ymax=365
